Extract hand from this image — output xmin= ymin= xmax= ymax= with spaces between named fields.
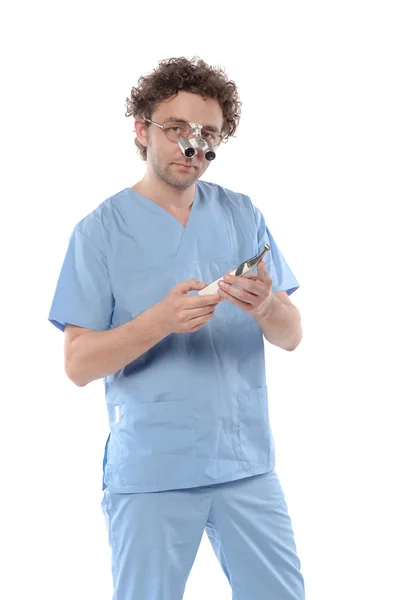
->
xmin=217 ymin=260 xmax=273 ymax=317
xmin=157 ymin=278 xmax=222 ymax=335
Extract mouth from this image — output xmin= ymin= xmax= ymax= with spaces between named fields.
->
xmin=173 ymin=163 xmax=196 ymax=170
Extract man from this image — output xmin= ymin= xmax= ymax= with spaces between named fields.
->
xmin=49 ymin=56 xmax=305 ymax=599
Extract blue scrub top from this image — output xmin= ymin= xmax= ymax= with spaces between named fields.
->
xmin=49 ymin=181 xmax=300 ymax=493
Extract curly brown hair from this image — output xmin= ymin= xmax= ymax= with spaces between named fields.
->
xmin=125 ymin=56 xmax=242 ymax=161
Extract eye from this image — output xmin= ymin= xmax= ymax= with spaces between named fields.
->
xmin=164 ymin=123 xmax=190 ymax=137
xmin=202 ymin=130 xmax=217 ymax=142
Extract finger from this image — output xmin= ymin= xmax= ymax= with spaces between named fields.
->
xmin=220 ymin=286 xmax=259 ymax=306
xmin=192 ymin=303 xmax=218 ymax=320
xmin=257 ymin=261 xmax=273 ymax=283
xmin=187 ymin=313 xmax=216 ymax=331
xmin=183 ymin=303 xmax=220 ymax=317
xmin=185 ymin=293 xmax=220 ymax=308
xmin=221 ymin=272 xmax=261 ymax=292
xmin=218 ymin=284 xmax=258 ymax=309
xmin=179 ymin=278 xmax=207 ymax=292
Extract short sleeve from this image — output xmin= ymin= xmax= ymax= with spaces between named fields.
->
xmin=253 ymin=205 xmax=300 ymax=296
xmin=48 ymin=227 xmax=114 ymax=332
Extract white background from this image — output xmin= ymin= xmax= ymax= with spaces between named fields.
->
xmin=1 ymin=1 xmax=398 ymax=599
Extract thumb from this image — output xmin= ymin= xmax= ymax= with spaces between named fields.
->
xmin=257 ymin=260 xmax=267 ymax=277
xmin=178 ymin=278 xmax=207 ymax=293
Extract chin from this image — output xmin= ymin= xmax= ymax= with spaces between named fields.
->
xmin=171 ymin=177 xmax=198 ymax=189
xmin=166 ymin=168 xmax=201 ymax=186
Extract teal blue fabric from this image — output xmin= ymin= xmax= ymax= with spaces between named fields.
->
xmin=49 ymin=181 xmax=299 ymax=493
xmin=101 ymin=470 xmax=305 ymax=599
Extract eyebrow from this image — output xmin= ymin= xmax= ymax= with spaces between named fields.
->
xmin=164 ymin=116 xmax=220 ymax=132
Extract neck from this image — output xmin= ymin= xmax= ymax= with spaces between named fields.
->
xmin=132 ymin=172 xmax=196 ymax=211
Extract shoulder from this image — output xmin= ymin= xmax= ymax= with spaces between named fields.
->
xmin=73 ymin=187 xmax=130 ymax=242
xmin=198 ymin=181 xmax=261 ymax=232
xmin=198 ymin=180 xmax=253 ymax=211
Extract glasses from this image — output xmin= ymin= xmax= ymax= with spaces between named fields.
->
xmin=144 ymin=118 xmax=224 ymax=148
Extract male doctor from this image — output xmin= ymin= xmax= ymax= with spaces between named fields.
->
xmin=49 ymin=56 xmax=305 ymax=600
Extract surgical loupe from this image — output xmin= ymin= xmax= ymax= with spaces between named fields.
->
xmin=178 ymin=123 xmax=216 ymax=161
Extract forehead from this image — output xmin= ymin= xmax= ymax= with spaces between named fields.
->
xmin=153 ymin=91 xmax=223 ymax=129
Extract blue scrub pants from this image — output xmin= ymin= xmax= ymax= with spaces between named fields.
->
xmin=101 ymin=469 xmax=305 ymax=599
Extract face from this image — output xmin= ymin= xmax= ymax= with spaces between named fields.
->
xmin=135 ymin=91 xmax=224 ymax=190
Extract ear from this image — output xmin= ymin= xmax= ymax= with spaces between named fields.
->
xmin=134 ymin=119 xmax=148 ymax=147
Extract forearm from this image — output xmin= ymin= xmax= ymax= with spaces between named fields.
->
xmin=66 ymin=303 xmax=170 ymax=387
xmin=253 ymin=293 xmax=302 ymax=351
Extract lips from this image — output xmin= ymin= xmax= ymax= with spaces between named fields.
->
xmin=173 ymin=163 xmax=196 ymax=168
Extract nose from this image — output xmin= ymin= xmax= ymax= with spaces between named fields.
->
xmin=187 ymin=132 xmax=199 ymax=142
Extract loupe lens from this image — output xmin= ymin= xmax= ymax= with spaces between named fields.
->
xmin=205 ymin=150 xmax=216 ymax=161
xmin=184 ymin=147 xmax=195 ymax=157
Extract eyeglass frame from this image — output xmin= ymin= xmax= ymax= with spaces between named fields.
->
xmin=143 ymin=118 xmax=226 ymax=147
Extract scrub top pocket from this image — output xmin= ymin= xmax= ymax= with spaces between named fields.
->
xmin=118 ymin=399 xmax=198 ymax=486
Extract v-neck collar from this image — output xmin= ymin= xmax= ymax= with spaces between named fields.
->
xmin=126 ymin=184 xmax=199 ymax=231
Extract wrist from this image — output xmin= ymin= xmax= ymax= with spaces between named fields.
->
xmin=150 ymin=302 xmax=172 ymax=338
xmin=252 ymin=293 xmax=275 ymax=321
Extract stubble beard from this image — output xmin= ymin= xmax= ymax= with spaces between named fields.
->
xmin=148 ymin=142 xmax=207 ymax=189
xmin=154 ymin=157 xmax=200 ymax=189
